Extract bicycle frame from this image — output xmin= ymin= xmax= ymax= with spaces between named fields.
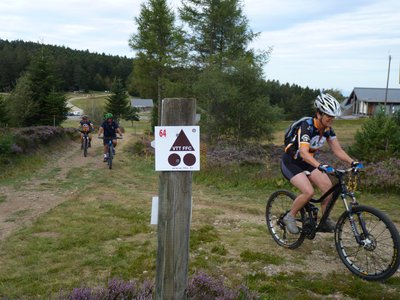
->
xmin=306 ymin=169 xmax=365 ymax=244
xmin=98 ymin=136 xmax=122 ymax=169
xmin=106 ymin=139 xmax=114 ymax=155
xmin=82 ymin=132 xmax=89 ymax=142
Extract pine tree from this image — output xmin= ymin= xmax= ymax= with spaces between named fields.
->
xmin=0 ymin=94 xmax=9 ymax=126
xmin=129 ymin=0 xmax=187 ymax=125
xmin=6 ymin=73 xmax=38 ymax=127
xmin=27 ymin=50 xmax=68 ymax=126
xmin=104 ymin=77 xmax=130 ymax=122
xmin=123 ymin=106 xmax=140 ymax=127
xmin=180 ymin=0 xmax=258 ymax=68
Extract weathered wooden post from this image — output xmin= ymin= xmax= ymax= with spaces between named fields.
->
xmin=155 ymin=98 xmax=196 ymax=300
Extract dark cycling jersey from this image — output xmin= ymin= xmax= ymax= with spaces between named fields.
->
xmin=79 ymin=120 xmax=93 ymax=133
xmin=101 ymin=120 xmax=119 ymax=138
xmin=80 ymin=120 xmax=93 ymax=126
xmin=285 ymin=117 xmax=336 ymax=160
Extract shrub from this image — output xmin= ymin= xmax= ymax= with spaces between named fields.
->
xmin=349 ymin=111 xmax=400 ymax=162
xmin=128 ymin=135 xmax=154 ymax=157
xmin=0 ymin=133 xmax=15 ymax=156
xmin=359 ymin=158 xmax=400 ymax=192
xmin=11 ymin=126 xmax=78 ymax=154
xmin=61 ymin=278 xmax=153 ymax=300
xmin=0 ymin=126 xmax=79 ymax=168
xmin=61 ymin=274 xmax=258 ymax=300
xmin=0 ymin=94 xmax=8 ymax=126
xmin=393 ymin=109 xmax=400 ymax=126
xmin=187 ymin=272 xmax=259 ymax=300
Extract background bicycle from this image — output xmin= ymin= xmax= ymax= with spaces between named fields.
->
xmin=98 ymin=136 xmax=122 ymax=169
xmin=79 ymin=124 xmax=91 ymax=157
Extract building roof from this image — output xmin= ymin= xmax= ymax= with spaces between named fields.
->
xmin=350 ymin=87 xmax=400 ymax=103
xmin=131 ymin=99 xmax=154 ymax=107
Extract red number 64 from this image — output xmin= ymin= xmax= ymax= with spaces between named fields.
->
xmin=159 ymin=129 xmax=167 ymax=137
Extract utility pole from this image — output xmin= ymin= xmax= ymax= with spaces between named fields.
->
xmin=384 ymin=54 xmax=392 ymax=114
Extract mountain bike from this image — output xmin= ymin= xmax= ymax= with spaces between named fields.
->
xmin=80 ymin=124 xmax=91 ymax=157
xmin=265 ymin=167 xmax=400 ymax=281
xmin=98 ymin=136 xmax=122 ymax=169
xmin=80 ymin=131 xmax=90 ymax=157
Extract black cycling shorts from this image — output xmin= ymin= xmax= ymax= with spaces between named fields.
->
xmin=103 ymin=137 xmax=117 ymax=146
xmin=280 ymin=152 xmax=316 ymax=181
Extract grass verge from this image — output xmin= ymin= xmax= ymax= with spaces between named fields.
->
xmin=0 ymin=120 xmax=399 ymax=299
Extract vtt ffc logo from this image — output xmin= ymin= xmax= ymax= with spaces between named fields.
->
xmin=168 ymin=130 xmax=196 ymax=167
xmin=155 ymin=126 xmax=200 ymax=171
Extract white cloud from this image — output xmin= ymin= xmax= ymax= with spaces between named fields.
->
xmin=248 ymin=0 xmax=400 ymax=93
xmin=0 ymin=0 xmax=399 ymax=92
xmin=0 ymin=0 xmax=139 ymax=56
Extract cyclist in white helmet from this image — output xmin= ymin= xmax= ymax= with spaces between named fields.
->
xmin=281 ymin=92 xmax=361 ymax=234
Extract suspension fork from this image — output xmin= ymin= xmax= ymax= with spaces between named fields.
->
xmin=341 ymin=192 xmax=366 ymax=245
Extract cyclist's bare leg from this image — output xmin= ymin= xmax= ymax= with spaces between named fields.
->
xmin=112 ymin=139 xmax=117 ymax=148
xmin=289 ymin=172 xmax=314 ymax=216
xmin=308 ymin=169 xmax=333 ymax=213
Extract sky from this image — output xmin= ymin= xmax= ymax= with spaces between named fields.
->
xmin=1 ymin=0 xmax=400 ymax=95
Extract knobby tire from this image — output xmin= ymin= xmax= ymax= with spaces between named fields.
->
xmin=84 ymin=138 xmax=88 ymax=157
xmin=108 ymin=144 xmax=113 ymax=169
xmin=266 ymin=190 xmax=306 ymax=249
xmin=335 ymin=205 xmax=400 ymax=281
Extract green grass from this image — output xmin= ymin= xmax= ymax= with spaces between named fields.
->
xmin=245 ymin=272 xmax=400 ymax=299
xmin=0 ymin=156 xmax=158 ymax=297
xmin=62 ymin=94 xmax=151 ymax=135
xmin=0 ymin=119 xmax=399 ymax=298
xmin=70 ymin=94 xmax=107 ymax=113
xmin=240 ymin=249 xmax=285 ymax=265
xmin=0 ymin=153 xmax=49 ymax=184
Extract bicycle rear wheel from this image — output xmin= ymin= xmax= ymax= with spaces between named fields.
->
xmin=335 ymin=205 xmax=400 ymax=281
xmin=266 ymin=190 xmax=306 ymax=249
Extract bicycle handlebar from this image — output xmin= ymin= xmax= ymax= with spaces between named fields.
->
xmin=328 ymin=167 xmax=363 ymax=177
xmin=97 ymin=136 xmax=123 ymax=139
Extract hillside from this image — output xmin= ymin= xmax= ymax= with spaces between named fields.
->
xmin=0 ymin=39 xmax=133 ymax=92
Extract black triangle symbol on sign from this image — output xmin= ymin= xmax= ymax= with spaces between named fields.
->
xmin=170 ymin=130 xmax=195 ymax=151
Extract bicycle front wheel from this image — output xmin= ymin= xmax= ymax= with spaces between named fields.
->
xmin=84 ymin=138 xmax=88 ymax=157
xmin=108 ymin=146 xmax=113 ymax=169
xmin=335 ymin=205 xmax=400 ymax=281
xmin=266 ymin=190 xmax=306 ymax=249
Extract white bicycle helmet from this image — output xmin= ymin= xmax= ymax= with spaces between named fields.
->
xmin=314 ymin=93 xmax=341 ymax=117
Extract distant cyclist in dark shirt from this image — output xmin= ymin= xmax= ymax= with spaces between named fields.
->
xmin=98 ymin=113 xmax=123 ymax=162
xmin=281 ymin=93 xmax=361 ymax=234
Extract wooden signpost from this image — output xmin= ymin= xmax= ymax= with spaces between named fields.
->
xmin=155 ymin=98 xmax=197 ymax=300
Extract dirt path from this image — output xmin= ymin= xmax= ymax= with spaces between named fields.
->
xmin=0 ymin=133 xmax=124 ymax=241
xmin=1 ymin=131 xmax=399 ymax=286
